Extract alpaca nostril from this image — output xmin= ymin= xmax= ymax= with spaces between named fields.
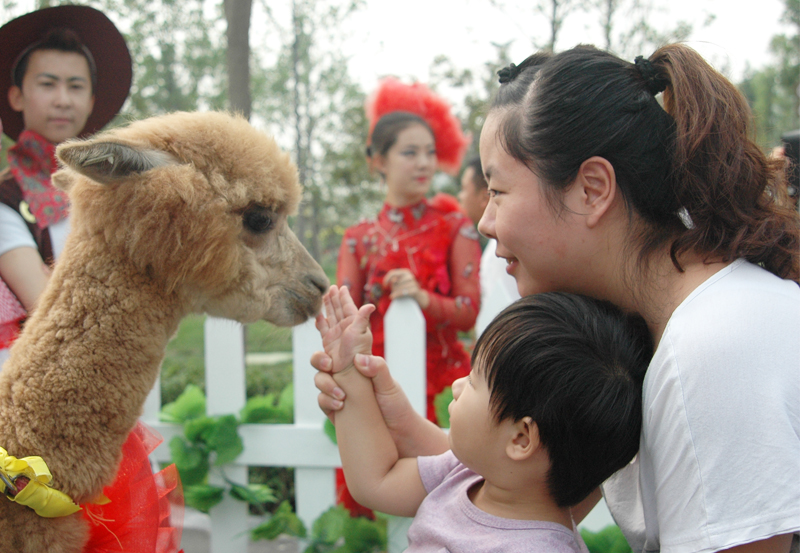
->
xmin=306 ymin=273 xmax=330 ymax=295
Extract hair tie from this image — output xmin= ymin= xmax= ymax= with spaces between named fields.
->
xmin=634 ymin=55 xmax=668 ymax=96
xmin=497 ymin=63 xmax=521 ymax=84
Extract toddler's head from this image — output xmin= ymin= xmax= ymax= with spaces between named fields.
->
xmin=468 ymin=293 xmax=652 ymax=507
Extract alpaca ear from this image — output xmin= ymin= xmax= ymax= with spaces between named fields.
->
xmin=56 ymin=140 xmax=178 ymax=185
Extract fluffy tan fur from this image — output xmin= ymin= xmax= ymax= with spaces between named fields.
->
xmin=0 ymin=111 xmax=328 ymax=552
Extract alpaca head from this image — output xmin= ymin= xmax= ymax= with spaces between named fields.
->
xmin=52 ymin=111 xmax=328 ymax=326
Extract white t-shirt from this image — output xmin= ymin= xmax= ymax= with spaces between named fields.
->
xmin=0 ymin=203 xmax=70 ymax=365
xmin=0 ymin=203 xmax=70 ymax=259
xmin=603 ymin=259 xmax=800 ymax=553
xmin=476 ymin=239 xmax=521 ymax=336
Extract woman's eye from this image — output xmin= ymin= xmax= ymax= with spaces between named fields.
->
xmin=243 ymin=207 xmax=274 ymax=233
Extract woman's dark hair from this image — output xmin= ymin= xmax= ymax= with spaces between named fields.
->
xmin=13 ymin=28 xmax=97 ymax=91
xmin=492 ymin=44 xmax=799 ymax=282
xmin=473 ymin=293 xmax=652 ymax=507
xmin=367 ymin=111 xmax=433 ymax=158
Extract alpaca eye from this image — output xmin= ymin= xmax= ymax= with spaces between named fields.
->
xmin=243 ymin=207 xmax=274 ymax=234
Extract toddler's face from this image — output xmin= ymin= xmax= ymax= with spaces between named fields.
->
xmin=448 ymin=368 xmax=506 ymax=477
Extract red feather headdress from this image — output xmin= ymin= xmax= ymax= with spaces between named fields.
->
xmin=365 ymin=77 xmax=469 ymax=176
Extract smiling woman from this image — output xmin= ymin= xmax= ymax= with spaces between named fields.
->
xmin=337 ymin=79 xmax=479 ymax=426
xmin=333 ymin=77 xmax=480 ymax=517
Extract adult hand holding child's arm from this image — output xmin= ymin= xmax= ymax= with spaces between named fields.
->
xmin=312 ymin=288 xmax=450 ymax=458
xmin=315 ymin=286 xmax=428 ymax=517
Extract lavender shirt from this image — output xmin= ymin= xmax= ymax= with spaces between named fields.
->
xmin=406 ymin=451 xmax=589 ymax=553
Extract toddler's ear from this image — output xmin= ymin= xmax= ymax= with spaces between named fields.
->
xmin=506 ymin=417 xmax=540 ymax=461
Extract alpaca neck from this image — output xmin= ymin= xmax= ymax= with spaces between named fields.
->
xmin=0 ymin=246 xmax=187 ymax=498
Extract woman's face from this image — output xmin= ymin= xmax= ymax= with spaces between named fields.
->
xmin=478 ymin=111 xmax=585 ymax=297
xmin=376 ymin=123 xmax=436 ymax=207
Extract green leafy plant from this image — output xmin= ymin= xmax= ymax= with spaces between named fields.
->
xmin=251 ymin=500 xmax=307 ymax=541
xmin=581 ymin=525 xmax=633 ymax=553
xmin=303 ymin=506 xmax=387 ymax=553
xmin=160 ymin=385 xmax=386 ymax=551
xmin=433 ymin=386 xmax=453 ymax=428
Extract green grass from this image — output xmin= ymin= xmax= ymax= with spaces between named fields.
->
xmin=160 ymin=315 xmax=294 ymax=405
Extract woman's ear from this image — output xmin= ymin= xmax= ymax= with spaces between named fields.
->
xmin=574 ymin=156 xmax=617 ymax=228
xmin=506 ymin=417 xmax=540 ymax=461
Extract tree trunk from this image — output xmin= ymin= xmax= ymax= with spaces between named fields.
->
xmin=224 ymin=0 xmax=253 ymax=120
xmin=291 ymin=1 xmax=310 ymax=250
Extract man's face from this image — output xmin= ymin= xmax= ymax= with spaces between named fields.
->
xmin=458 ymin=167 xmax=489 ymax=226
xmin=8 ymin=49 xmax=95 ymax=144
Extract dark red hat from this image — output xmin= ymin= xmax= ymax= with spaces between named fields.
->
xmin=0 ymin=5 xmax=132 ymax=141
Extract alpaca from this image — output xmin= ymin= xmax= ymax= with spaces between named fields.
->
xmin=0 ymin=111 xmax=329 ymax=552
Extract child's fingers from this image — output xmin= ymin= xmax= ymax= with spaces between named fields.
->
xmin=315 ymin=312 xmax=330 ymax=334
xmin=330 ymin=286 xmax=345 ymax=322
xmin=323 ymin=288 xmax=338 ymax=324
xmin=356 ymin=304 xmax=376 ymax=326
xmin=339 ymin=286 xmax=358 ymax=318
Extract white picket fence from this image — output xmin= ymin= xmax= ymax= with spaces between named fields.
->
xmin=141 ymin=297 xmax=431 ymax=552
xmin=141 ymin=289 xmax=612 ymax=552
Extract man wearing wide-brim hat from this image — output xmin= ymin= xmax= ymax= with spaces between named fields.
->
xmin=0 ymin=5 xmax=132 ymax=361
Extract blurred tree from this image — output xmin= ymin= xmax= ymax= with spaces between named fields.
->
xmin=428 ymin=41 xmax=513 ymax=162
xmin=490 ymin=0 xmax=589 ymax=52
xmin=739 ymin=0 xmax=799 ymax=149
xmin=255 ymin=0 xmax=374 ymax=264
xmin=595 ymin=0 xmax=694 ymax=59
xmin=84 ymin=0 xmax=228 ymax=120
xmin=225 ymin=0 xmax=253 ymax=119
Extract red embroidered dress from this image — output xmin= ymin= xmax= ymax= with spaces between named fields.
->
xmin=337 ymin=194 xmax=482 ymax=422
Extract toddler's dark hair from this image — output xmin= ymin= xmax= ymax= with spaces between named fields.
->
xmin=473 ymin=293 xmax=652 ymax=507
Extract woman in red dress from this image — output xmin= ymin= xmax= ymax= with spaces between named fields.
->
xmin=337 ymin=78 xmax=481 ymax=425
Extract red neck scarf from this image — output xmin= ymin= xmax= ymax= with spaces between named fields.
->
xmin=7 ymin=130 xmax=70 ymax=229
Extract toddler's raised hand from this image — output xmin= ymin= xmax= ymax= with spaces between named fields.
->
xmin=315 ymin=286 xmax=375 ymax=374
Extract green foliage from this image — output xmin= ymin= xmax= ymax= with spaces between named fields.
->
xmin=434 ymin=386 xmax=453 ymax=428
xmin=82 ymin=0 xmax=227 ymax=119
xmin=168 ymin=435 xmax=209 ymax=487
xmin=184 ymin=484 xmax=226 ymax=514
xmin=581 ymin=525 xmax=633 ymax=553
xmin=160 ymin=384 xmax=207 ymax=423
xmin=255 ymin=0 xmax=375 ymax=265
xmin=160 ymin=315 xmax=294 ymax=406
xmin=240 ymin=385 xmax=294 ymax=424
xmin=160 ymin=315 xmax=206 ymax=405
xmin=341 ymin=515 xmax=386 ymax=553
xmin=229 ymin=482 xmax=278 ymax=506
xmin=302 ymin=506 xmax=387 ymax=553
xmin=251 ymin=500 xmax=308 ymax=541
xmin=323 ymin=418 xmax=337 ymax=445
xmin=209 ymin=414 xmax=245 ymax=465
xmin=738 ymin=0 xmax=800 ymax=149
